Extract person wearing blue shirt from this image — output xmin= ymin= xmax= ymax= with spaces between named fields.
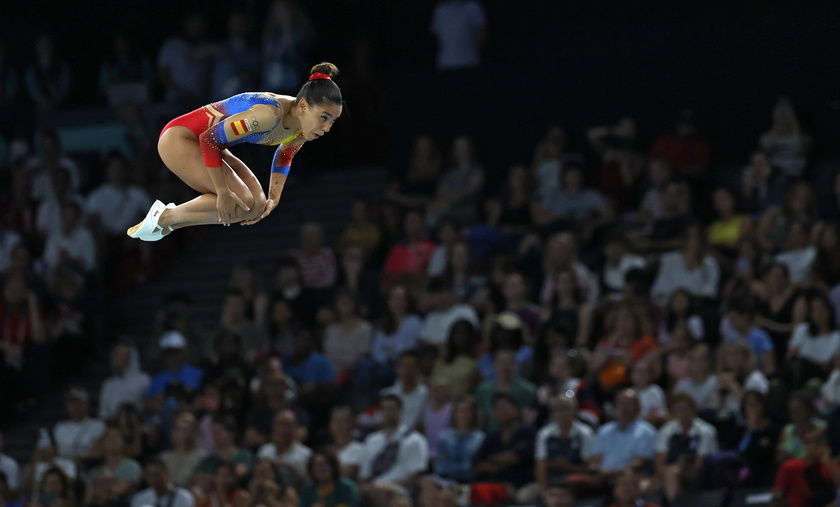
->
xmin=144 ymin=331 xmax=204 ymax=397
xmin=724 ymin=298 xmax=776 ymax=376
xmin=282 ymin=328 xmax=336 ymax=385
xmin=435 ymin=397 xmax=485 ymax=483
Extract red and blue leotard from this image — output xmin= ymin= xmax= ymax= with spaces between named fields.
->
xmin=160 ymin=92 xmax=303 ymax=176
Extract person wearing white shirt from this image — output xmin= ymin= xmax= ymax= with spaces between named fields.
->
xmin=774 ymin=220 xmax=817 ymax=284
xmin=430 ymin=0 xmax=487 ymax=72
xmin=99 ymin=343 xmax=150 ymax=420
xmin=41 ymin=201 xmax=96 ymax=275
xmin=130 ymin=458 xmax=194 ymax=507
xmin=256 ymin=410 xmax=312 ymax=483
xmin=650 ymin=224 xmax=720 ymax=307
xmin=787 ymin=291 xmax=840 ymax=382
xmin=358 ymin=394 xmax=428 ymax=507
xmin=419 ymin=280 xmax=479 ymax=345
xmin=655 ymin=393 xmax=719 ymax=504
xmin=0 ymin=430 xmax=20 ymax=498
xmin=379 ymin=351 xmax=428 ymax=430
xmin=53 ymin=387 xmax=106 ymax=460
xmin=673 ymin=344 xmax=718 ymax=412
xmin=85 ymin=152 xmax=152 ymax=236
xmin=328 ymin=407 xmax=364 ymax=480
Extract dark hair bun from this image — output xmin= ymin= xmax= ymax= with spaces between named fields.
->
xmin=310 ymin=62 xmax=340 ymax=79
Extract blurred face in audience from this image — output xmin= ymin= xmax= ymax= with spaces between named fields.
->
xmin=271 ymin=411 xmax=297 ymax=447
xmin=503 ymin=273 xmax=527 ymax=303
xmin=453 ymin=400 xmax=475 ymax=431
xmin=493 ymin=397 xmax=519 ymax=427
xmin=551 ymin=397 xmax=576 ymax=427
xmin=387 ymin=285 xmax=409 ymax=316
xmin=672 ymin=398 xmax=696 ymax=430
xmin=329 ymin=409 xmax=353 ymax=440
xmin=144 ymin=463 xmax=168 ymax=492
xmin=549 ymin=353 xmax=571 ymax=382
xmin=493 ymin=350 xmax=516 ymax=381
xmin=614 ymin=390 xmax=639 ymax=425
xmin=311 ymin=453 xmax=334 ymax=484
xmin=380 ymin=399 xmax=402 ymax=429
xmin=542 ymin=485 xmax=575 ymax=507
xmin=214 ymin=464 xmax=236 ymax=493
xmin=612 ymin=473 xmax=640 ymax=505
xmin=172 ymin=415 xmax=197 ymax=450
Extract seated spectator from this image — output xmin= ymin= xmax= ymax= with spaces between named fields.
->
xmin=532 ymin=394 xmax=594 ymax=501
xmin=357 ymin=394 xmax=428 ymax=507
xmin=244 ymin=366 xmax=296 ymax=451
xmin=40 ymin=200 xmax=97 ymax=278
xmin=606 ymin=470 xmax=662 ymax=507
xmin=335 ymin=244 xmax=382 ymax=319
xmin=658 ymin=289 xmax=704 ymax=345
xmin=541 ymin=268 xmax=594 ymax=350
xmin=636 ymin=157 xmax=673 ymax=225
xmin=534 ymin=161 xmax=608 ymax=231
xmin=759 ymin=96 xmax=811 ymax=180
xmin=422 ymin=381 xmax=453 ymax=460
xmin=209 ymin=291 xmax=265 ymax=364
xmin=426 ymin=217 xmax=460 ymax=279
xmin=484 ymin=163 xmax=535 ymax=237
xmin=740 ymin=150 xmax=785 ymax=215
xmin=429 ymin=319 xmax=480 ymax=401
xmin=787 ymin=289 xmax=840 ymax=388
xmin=382 ymin=209 xmax=437 ymax=290
xmin=650 ymin=222 xmax=720 ymax=307
xmin=34 ymin=166 xmax=84 ymax=241
xmin=418 ymin=278 xmax=479 ymax=347
xmin=774 ymin=220 xmax=817 ymax=285
xmin=441 ymin=240 xmax=487 ymax=305
xmin=159 ymin=412 xmax=205 ymax=489
xmin=704 ymin=390 xmax=779 ymax=489
xmin=584 ymin=389 xmax=657 ymax=489
xmin=674 ymin=344 xmax=718 ymax=414
xmin=809 ymin=221 xmax=840 ymax=290
xmin=25 ymin=34 xmax=71 ymax=111
xmin=754 ymin=262 xmax=803 ymax=363
xmin=247 ymin=458 xmax=299 ymax=507
xmin=201 ymin=332 xmax=254 ymax=419
xmin=722 ymin=297 xmax=776 ymax=376
xmin=478 ymin=312 xmax=534 ymax=381
xmin=386 ymin=135 xmax=442 ymax=211
xmin=323 ymin=289 xmax=374 ymax=380
xmin=263 ymin=298 xmax=297 ymax=357
xmin=272 ymin=258 xmax=323 ymax=328
xmin=381 ymin=350 xmax=428 ymax=431
xmin=772 ymin=428 xmax=836 ymax=507
xmin=536 ymin=232 xmax=595 ymax=306
xmin=53 ymin=386 xmax=106 ymax=461
xmin=707 ymin=185 xmax=752 ymax=255
xmin=84 ymin=425 xmax=142 ymax=503
xmin=592 ymin=233 xmax=647 ymax=304
xmin=282 ymin=328 xmax=337 ymax=416
xmin=196 ymin=461 xmax=251 ymax=507
xmin=500 ymin=270 xmax=541 ymax=338
xmin=715 ymin=341 xmax=770 ymax=433
xmin=364 ymin=284 xmax=421 ymax=388
xmin=19 ymin=430 xmax=76 ymax=496
xmin=472 ymin=393 xmax=536 ymax=505
xmin=256 ymin=409 xmax=312 ymax=487
xmin=475 ymin=348 xmax=537 ymax=433
xmin=328 ymin=406 xmax=364 ymax=480
xmin=98 ymin=342 xmax=150 ymax=420
xmin=532 ymin=126 xmax=566 ymax=202
xmin=588 ymin=303 xmax=658 ymax=396
xmin=143 ymin=331 xmax=204 ymax=416
xmin=434 ymin=397 xmax=485 ymax=484
xmin=194 ymin=414 xmax=254 ymax=493
xmin=662 ymin=326 xmax=693 ymax=389
xmin=631 ymin=359 xmax=668 ymax=427
xmin=649 ymin=109 xmax=709 ymax=181
xmin=0 ymin=271 xmax=47 ymax=409
xmin=337 ymin=196 xmax=382 ymax=260
xmin=299 ymin=450 xmax=359 ymax=507
xmin=756 ymin=180 xmax=817 ymax=254
xmin=130 ymin=458 xmax=194 ymax=507
xmin=291 ymin=223 xmax=337 ymax=291
xmin=654 ymin=393 xmax=718 ymax=504
xmin=533 ymin=350 xmax=600 ymax=428
xmin=30 ymin=466 xmax=74 ymax=507
xmin=632 ymin=179 xmax=694 ymax=253
xmin=777 ymin=392 xmax=826 ymax=462
xmin=0 ymin=430 xmax=19 ymax=500
xmin=538 ymin=479 xmax=578 ymax=507
xmin=426 ymin=134 xmax=485 ymax=227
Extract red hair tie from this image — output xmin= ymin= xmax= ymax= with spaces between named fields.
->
xmin=309 ymin=72 xmax=332 ymax=81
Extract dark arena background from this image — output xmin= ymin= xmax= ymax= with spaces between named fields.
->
xmin=0 ymin=2 xmax=839 ymax=507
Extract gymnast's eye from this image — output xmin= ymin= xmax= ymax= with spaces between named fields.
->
xmin=321 ymin=115 xmax=328 ymax=122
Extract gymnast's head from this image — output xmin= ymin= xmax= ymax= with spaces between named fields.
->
xmin=294 ymin=62 xmax=343 ymax=142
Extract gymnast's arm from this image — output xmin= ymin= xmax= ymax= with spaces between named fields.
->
xmin=241 ymin=136 xmax=305 ymax=226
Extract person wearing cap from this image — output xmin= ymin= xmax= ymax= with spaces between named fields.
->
xmin=52 ymin=386 xmax=106 ymax=461
xmin=144 ymin=330 xmax=204 ymax=400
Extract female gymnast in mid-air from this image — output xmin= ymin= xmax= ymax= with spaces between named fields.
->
xmin=127 ymin=62 xmax=342 ymax=241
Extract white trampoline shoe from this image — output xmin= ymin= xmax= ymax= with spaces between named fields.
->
xmin=127 ymin=200 xmax=175 ymax=241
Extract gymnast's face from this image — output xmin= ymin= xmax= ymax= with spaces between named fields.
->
xmin=299 ymin=99 xmax=341 ymax=141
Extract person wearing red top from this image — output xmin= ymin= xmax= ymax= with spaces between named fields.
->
xmin=606 ymin=470 xmax=661 ymax=507
xmin=382 ymin=209 xmax=436 ymax=290
xmin=772 ymin=428 xmax=838 ymax=507
xmin=649 ymin=110 xmax=710 ymax=180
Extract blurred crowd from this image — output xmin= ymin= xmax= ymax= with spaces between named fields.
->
xmin=2 ymin=2 xmax=840 ymax=507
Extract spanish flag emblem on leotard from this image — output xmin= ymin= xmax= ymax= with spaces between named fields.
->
xmin=230 ymin=118 xmax=252 ymax=136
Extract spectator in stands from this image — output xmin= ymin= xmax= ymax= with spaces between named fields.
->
xmin=542 ymin=268 xmax=594 ymax=350
xmin=24 ymin=34 xmax=71 ymax=111
xmin=472 ymin=392 xmax=535 ymax=504
xmin=427 ymin=134 xmax=485 ymax=227
xmin=478 ymin=311 xmax=534 ymax=381
xmin=53 ymin=386 xmax=106 ymax=461
xmin=484 ymin=163 xmax=535 ymax=237
xmin=533 ymin=350 xmax=600 ymax=428
xmin=429 ymin=319 xmax=480 ymax=400
xmin=365 ymin=284 xmax=422 ymax=387
xmin=592 ymin=233 xmax=647 ymax=304
xmin=441 ymin=239 xmax=487 ymax=305
xmin=588 ymin=303 xmax=658 ymax=396
xmin=649 ymin=109 xmax=709 ymax=181
xmin=650 ymin=222 xmax=720 ymax=307
xmin=144 ymin=330 xmax=204 ymax=403
xmin=27 ymin=130 xmax=81 ymax=204
xmin=787 ymin=289 xmax=840 ymax=388
xmin=532 ymin=394 xmax=594 ymax=501
xmin=328 ymin=406 xmax=364 ymax=480
xmin=323 ymin=289 xmax=373 ymax=381
xmin=809 ymin=221 xmax=840 ymax=290
xmin=130 ymin=458 xmax=194 ymax=507
xmin=537 ymin=232 xmax=595 ymax=306
xmin=247 ymin=458 xmax=299 ymax=507
xmin=0 ymin=220 xmax=22 ymax=277
xmin=19 ymin=429 xmax=76 ymax=496
xmin=532 ymin=126 xmax=567 ymax=202
xmin=0 ymin=270 xmax=47 ymax=407
xmin=777 ymin=391 xmax=825 ymax=462
xmin=257 ymin=409 xmax=312 ymax=487
xmin=633 ymin=179 xmax=694 ymax=253
xmin=291 ymin=222 xmax=337 ymax=291
xmin=636 ymin=157 xmax=673 ymax=224
xmin=210 ymin=290 xmax=264 ymax=363
xmin=386 ymin=135 xmax=442 ymax=212
xmin=0 ymin=40 xmax=18 ymax=133
xmin=196 ymin=461 xmax=251 ymax=507
xmin=535 ymin=161 xmax=609 ymax=231
xmin=418 ymin=277 xmax=479 ymax=347
xmin=84 ymin=425 xmax=142 ymax=503
xmin=382 ymin=209 xmax=437 ymax=290
xmin=755 ymin=262 xmax=803 ymax=361
xmin=500 ymin=270 xmax=541 ymax=338
xmin=337 ymin=196 xmax=383 ymax=260
xmin=244 ymin=367 xmax=294 ymax=450
xmin=673 ymin=343 xmax=718 ymax=413
xmin=759 ymin=96 xmax=811 ymax=181
xmin=41 ymin=200 xmax=96 ymax=278
xmin=282 ymin=326 xmax=335 ymax=397
xmin=422 ymin=380 xmax=453 ymax=461
xmin=430 ymin=0 xmax=486 ymax=72
xmin=0 ymin=430 xmax=19 ymax=500
xmin=273 ymin=258 xmax=322 ymax=328
xmin=210 ymin=11 xmax=260 ymax=99
xmin=31 ymin=466 xmax=74 ymax=507
xmin=475 ymin=348 xmax=536 ymax=433
xmin=757 ymin=180 xmax=817 ymax=254
xmin=658 ymin=289 xmax=704 ymax=345
xmin=631 ymin=359 xmax=668 ymax=427
xmin=299 ymin=450 xmax=359 ymax=507
xmin=157 ymin=12 xmax=210 ymax=109
xmin=707 ymin=185 xmax=752 ymax=255
xmin=335 ymin=244 xmax=383 ymax=320
xmin=34 ymin=167 xmax=83 ymax=241
xmin=427 ymin=218 xmax=460 ymax=280
xmin=606 ymin=470 xmax=661 ymax=507
xmin=775 ymin=220 xmax=817 ymax=285
xmin=98 ymin=342 xmax=150 ymax=420
xmin=194 ymin=414 xmax=254 ymax=492
xmin=722 ymin=298 xmax=776 ymax=376
xmin=159 ymin=412 xmax=205 ymax=489
xmin=772 ymin=428 xmax=835 ymax=507
xmin=586 ymin=389 xmax=657 ymax=488
xmin=261 ymin=0 xmax=312 ymax=94
xmin=0 ymin=471 xmax=18 ymax=507
xmin=201 ymin=331 xmax=255 ymax=419
xmin=433 ymin=396 xmax=484 ymax=484
xmin=98 ymin=33 xmax=155 ymax=107
xmin=357 ymin=394 xmax=428 ymax=507
xmin=380 ymin=350 xmax=428 ymax=430
xmin=741 ymin=149 xmax=786 ymax=215
xmin=654 ymin=393 xmax=718 ymax=503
